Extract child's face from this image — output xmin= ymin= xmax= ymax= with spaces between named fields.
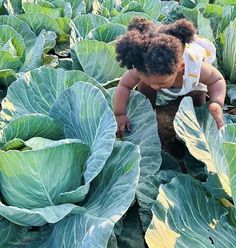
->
xmin=138 ymin=72 xmax=177 ymax=90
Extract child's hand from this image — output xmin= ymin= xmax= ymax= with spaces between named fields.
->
xmin=115 ymin=114 xmax=131 ymax=138
xmin=208 ymin=102 xmax=224 ymax=129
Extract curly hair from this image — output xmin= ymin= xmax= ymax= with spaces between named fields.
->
xmin=115 ymin=17 xmax=196 ymax=75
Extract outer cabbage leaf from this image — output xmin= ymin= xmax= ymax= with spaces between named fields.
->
xmin=0 ymin=113 xmax=64 ymax=147
xmin=2 ymin=0 xmax=22 ymax=14
xmin=136 ymin=170 xmax=180 ymax=231
xmin=72 ymin=13 xmax=109 ymax=38
xmin=136 ymin=0 xmax=162 ymax=20
xmin=0 ymin=17 xmax=59 ymax=87
xmin=0 ymin=217 xmax=34 ymax=247
xmin=217 ymin=5 xmax=236 ymax=38
xmin=87 ymin=23 xmax=127 ymax=43
xmin=174 ymin=97 xmax=232 ymax=198
xmin=50 ymin=82 xmax=117 ymax=185
xmin=180 ymin=0 xmax=208 ymax=8
xmin=222 ymin=20 xmax=236 ymax=83
xmin=0 ymin=51 xmax=22 ymax=72
xmin=3 ymin=141 xmax=140 ymax=247
xmin=0 ymin=15 xmax=36 ymax=50
xmin=111 ymin=11 xmax=152 ymax=26
xmin=0 ymin=138 xmax=89 ymax=208
xmin=22 ymin=2 xmax=63 ymax=18
xmin=145 ymin=175 xmax=236 ymax=248
xmin=0 ymin=68 xmax=109 ymax=124
xmin=226 ymin=84 xmax=236 ymax=106
xmin=108 ymin=88 xmax=161 ymax=181
xmin=197 ymin=12 xmax=215 ymax=43
xmin=19 ymin=30 xmax=51 ymax=72
xmin=0 ymin=139 xmax=89 ymax=226
xmin=221 ymin=124 xmax=236 ymax=204
xmin=74 ymin=40 xmax=126 ymax=85
xmin=0 ymin=69 xmax=17 ymax=88
xmin=0 ymin=25 xmax=25 ymax=61
xmin=18 ymin=13 xmax=68 ymax=42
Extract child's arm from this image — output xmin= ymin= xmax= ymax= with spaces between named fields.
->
xmin=200 ymin=62 xmax=226 ymax=129
xmin=114 ymin=69 xmax=140 ymax=138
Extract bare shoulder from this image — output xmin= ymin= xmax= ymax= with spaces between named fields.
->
xmin=119 ymin=69 xmax=141 ymax=88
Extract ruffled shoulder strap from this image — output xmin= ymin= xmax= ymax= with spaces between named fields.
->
xmin=193 ymin=35 xmax=216 ymax=64
xmin=183 ymin=35 xmax=216 ymax=89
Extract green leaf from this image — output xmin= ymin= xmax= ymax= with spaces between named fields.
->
xmin=136 ymin=170 xmax=180 ymax=231
xmin=0 ymin=217 xmax=31 ymax=247
xmin=0 ymin=114 xmax=64 ymax=146
xmin=43 ymin=31 xmax=57 ymax=53
xmin=55 ymin=17 xmax=71 ymax=34
xmin=72 ymin=13 xmax=109 ymax=38
xmin=116 ymin=202 xmax=146 ymax=248
xmin=58 ymin=58 xmax=73 ymax=70
xmin=0 ymin=203 xmax=82 ymax=227
xmin=0 ymin=69 xmax=17 ymax=88
xmin=0 ymin=68 xmax=109 ymax=123
xmin=146 ymin=175 xmax=236 ymax=248
xmin=42 ymin=54 xmax=59 ymax=68
xmin=1 ymin=39 xmax=17 ymax=56
xmin=0 ymin=139 xmax=90 ymax=209
xmin=180 ymin=6 xmax=198 ymax=25
xmin=159 ymin=1 xmax=179 ymax=21
xmin=68 ymin=0 xmax=86 ymax=19
xmin=137 ymin=0 xmax=162 ymax=20
xmin=0 ymin=51 xmax=22 ymax=71
xmin=3 ymin=0 xmax=22 ymax=14
xmin=49 ymin=82 xmax=117 ymax=184
xmin=87 ymin=23 xmax=127 ymax=43
xmin=29 ymin=141 xmax=140 ymax=247
xmin=0 ymin=24 xmax=25 ymax=61
xmin=74 ymin=40 xmax=125 ymax=84
xmin=18 ymin=13 xmax=67 ymax=41
xmin=0 ymin=15 xmax=36 ymax=50
xmin=108 ymin=88 xmax=161 ymax=180
xmin=197 ymin=12 xmax=215 ymax=43
xmin=217 ymin=5 xmax=236 ymax=39
xmin=221 ymin=125 xmax=236 ymax=204
xmin=20 ymin=30 xmax=47 ymax=72
xmin=214 ymin=0 xmax=236 ymax=5
xmin=22 ymin=2 xmax=63 ymax=18
xmin=202 ymin=4 xmax=223 ymax=37
xmin=180 ymin=0 xmax=208 ymax=8
xmin=222 ymin=20 xmax=236 ymax=83
xmin=174 ymin=97 xmax=232 ymax=198
xmin=111 ymin=11 xmax=152 ymax=26
xmin=121 ymin=1 xmax=144 ymax=13
xmin=227 ymin=84 xmax=236 ymax=106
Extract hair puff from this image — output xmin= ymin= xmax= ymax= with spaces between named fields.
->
xmin=159 ymin=19 xmax=196 ymax=45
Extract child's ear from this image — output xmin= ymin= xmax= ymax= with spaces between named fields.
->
xmin=178 ymin=60 xmax=185 ymax=71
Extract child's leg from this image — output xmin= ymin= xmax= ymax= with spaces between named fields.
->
xmin=137 ymin=80 xmax=157 ymax=108
xmin=186 ymin=90 xmax=207 ymax=107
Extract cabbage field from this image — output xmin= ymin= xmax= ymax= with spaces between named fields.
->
xmin=0 ymin=0 xmax=236 ymax=247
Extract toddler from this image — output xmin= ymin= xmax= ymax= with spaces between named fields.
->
xmin=114 ymin=17 xmax=226 ymax=138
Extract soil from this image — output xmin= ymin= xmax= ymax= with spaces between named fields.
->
xmin=155 ymin=97 xmax=186 ymax=160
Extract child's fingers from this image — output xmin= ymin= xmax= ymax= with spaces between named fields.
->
xmin=209 ymin=103 xmax=224 ymax=129
xmin=117 ymin=125 xmax=124 ymax=138
xmin=126 ymin=120 xmax=131 ymax=132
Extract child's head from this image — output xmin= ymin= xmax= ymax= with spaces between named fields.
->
xmin=116 ymin=18 xmax=196 ymax=89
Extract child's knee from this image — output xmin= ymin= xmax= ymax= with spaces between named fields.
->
xmin=187 ymin=90 xmax=207 ymax=107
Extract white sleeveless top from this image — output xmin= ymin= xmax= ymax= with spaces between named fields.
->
xmin=161 ymin=35 xmax=216 ymax=96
